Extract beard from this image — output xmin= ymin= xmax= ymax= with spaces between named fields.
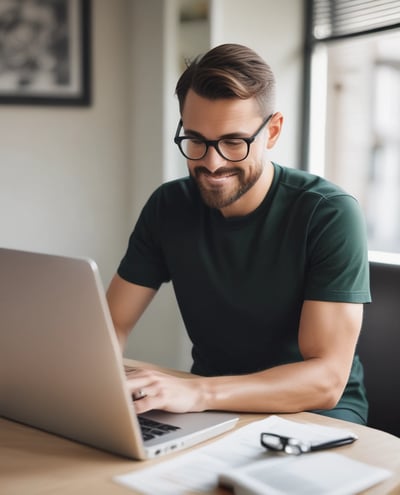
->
xmin=191 ymin=163 xmax=264 ymax=210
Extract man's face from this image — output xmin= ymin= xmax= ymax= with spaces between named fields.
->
xmin=181 ymin=90 xmax=270 ymax=213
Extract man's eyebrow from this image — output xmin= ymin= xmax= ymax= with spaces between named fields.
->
xmin=182 ymin=128 xmax=248 ymax=139
xmin=182 ymin=128 xmax=204 ymax=138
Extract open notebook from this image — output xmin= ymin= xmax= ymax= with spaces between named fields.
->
xmin=0 ymin=247 xmax=238 ymax=459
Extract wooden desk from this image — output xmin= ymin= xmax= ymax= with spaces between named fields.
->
xmin=1 ymin=411 xmax=399 ymax=495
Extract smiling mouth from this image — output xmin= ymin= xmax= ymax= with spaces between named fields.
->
xmin=199 ymin=172 xmax=238 ymax=189
xmin=204 ymin=172 xmax=237 ymax=180
xmin=195 ymin=167 xmax=240 ymax=181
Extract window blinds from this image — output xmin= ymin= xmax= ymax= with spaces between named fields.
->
xmin=312 ymin=0 xmax=400 ymax=41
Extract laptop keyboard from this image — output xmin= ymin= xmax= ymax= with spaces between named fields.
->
xmin=138 ymin=416 xmax=181 ymax=441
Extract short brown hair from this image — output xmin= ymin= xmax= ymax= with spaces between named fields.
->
xmin=175 ymin=43 xmax=276 ymax=117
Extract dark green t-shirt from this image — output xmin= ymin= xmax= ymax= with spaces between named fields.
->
xmin=118 ymin=163 xmax=371 ymax=423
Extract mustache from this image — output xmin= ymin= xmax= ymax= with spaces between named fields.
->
xmin=193 ymin=166 xmax=241 ymax=178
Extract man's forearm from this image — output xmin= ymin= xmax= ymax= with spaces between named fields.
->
xmin=196 ymin=358 xmax=346 ymax=413
xmin=114 ymin=325 xmax=130 ymax=353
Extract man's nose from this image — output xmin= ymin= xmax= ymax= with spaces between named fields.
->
xmin=201 ymin=145 xmax=227 ymax=173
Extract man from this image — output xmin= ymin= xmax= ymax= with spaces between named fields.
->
xmin=106 ymin=44 xmax=370 ymax=424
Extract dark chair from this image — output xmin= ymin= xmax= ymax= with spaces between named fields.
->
xmin=357 ymin=260 xmax=400 ymax=437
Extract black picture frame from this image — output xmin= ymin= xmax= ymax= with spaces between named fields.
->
xmin=0 ymin=0 xmax=91 ymax=106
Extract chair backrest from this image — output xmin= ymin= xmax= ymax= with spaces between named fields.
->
xmin=357 ymin=260 xmax=400 ymax=437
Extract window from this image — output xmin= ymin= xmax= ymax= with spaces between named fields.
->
xmin=303 ymin=1 xmax=400 ymax=255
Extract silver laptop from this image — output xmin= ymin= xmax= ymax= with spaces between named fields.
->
xmin=0 ymin=247 xmax=238 ymax=460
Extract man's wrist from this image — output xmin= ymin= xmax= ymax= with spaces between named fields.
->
xmin=194 ymin=376 xmax=216 ymax=411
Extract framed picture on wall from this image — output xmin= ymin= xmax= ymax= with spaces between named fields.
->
xmin=0 ymin=0 xmax=91 ymax=106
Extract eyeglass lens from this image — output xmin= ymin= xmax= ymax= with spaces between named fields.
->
xmin=180 ymin=137 xmax=249 ymax=161
xmin=261 ymin=433 xmax=308 ymax=455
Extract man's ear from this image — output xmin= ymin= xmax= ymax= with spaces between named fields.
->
xmin=266 ymin=112 xmax=284 ymax=149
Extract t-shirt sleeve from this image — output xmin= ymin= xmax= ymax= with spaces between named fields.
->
xmin=117 ymin=189 xmax=170 ymax=290
xmin=304 ymin=194 xmax=371 ymax=303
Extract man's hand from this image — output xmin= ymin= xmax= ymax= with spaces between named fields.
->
xmin=125 ymin=367 xmax=206 ymax=414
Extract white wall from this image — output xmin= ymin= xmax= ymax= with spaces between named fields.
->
xmin=0 ymin=0 xmax=131 ymax=287
xmin=210 ymin=0 xmax=304 ymax=167
xmin=124 ymin=0 xmax=190 ymax=370
xmin=0 ymin=0 xmax=304 ymax=370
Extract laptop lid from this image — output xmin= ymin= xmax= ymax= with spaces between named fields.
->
xmin=0 ymin=248 xmax=238 ymax=459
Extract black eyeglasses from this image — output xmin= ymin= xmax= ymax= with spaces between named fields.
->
xmin=174 ymin=114 xmax=273 ymax=162
xmin=260 ymin=432 xmax=356 ymax=456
